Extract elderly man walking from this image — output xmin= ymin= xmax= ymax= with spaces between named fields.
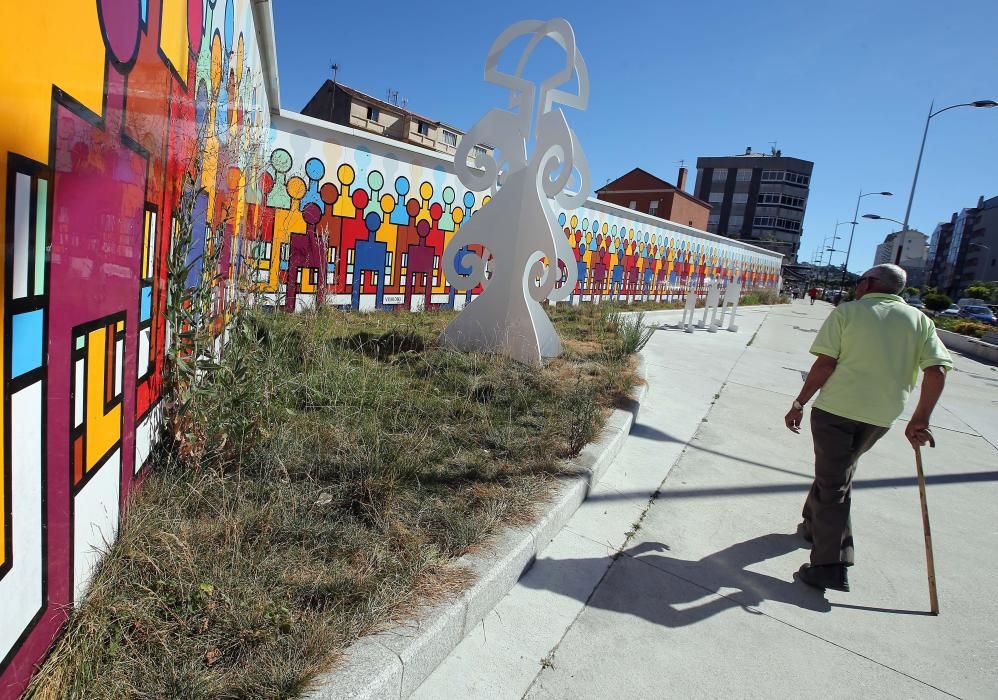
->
xmin=784 ymin=264 xmax=952 ymax=592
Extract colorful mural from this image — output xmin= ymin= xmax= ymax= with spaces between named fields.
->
xmin=0 ymin=0 xmax=269 ymax=694
xmin=0 ymin=3 xmax=779 ymax=694
xmin=261 ymin=118 xmax=781 ymax=313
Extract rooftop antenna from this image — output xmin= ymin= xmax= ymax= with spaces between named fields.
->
xmin=330 ymin=62 xmax=339 ymax=84
xmin=675 ymin=159 xmax=686 ymax=168
xmin=769 ymin=140 xmax=779 ymax=155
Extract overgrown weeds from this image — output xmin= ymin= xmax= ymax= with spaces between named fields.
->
xmin=27 ymin=305 xmax=639 ymax=699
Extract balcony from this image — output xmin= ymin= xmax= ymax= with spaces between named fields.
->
xmin=349 ymin=115 xmax=387 ymax=136
xmin=407 ymin=131 xmax=436 ymax=149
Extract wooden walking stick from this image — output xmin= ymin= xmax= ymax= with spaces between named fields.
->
xmin=914 ymin=429 xmax=939 ymax=615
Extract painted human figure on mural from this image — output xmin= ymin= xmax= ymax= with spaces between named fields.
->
xmin=404 ymin=220 xmax=436 ymax=311
xmin=284 ymin=202 xmax=328 ymax=311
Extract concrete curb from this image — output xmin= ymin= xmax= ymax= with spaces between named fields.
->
xmin=303 ymin=354 xmax=649 ymax=700
xmin=936 ymin=328 xmax=998 ymax=364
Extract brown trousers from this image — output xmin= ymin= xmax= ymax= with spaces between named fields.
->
xmin=803 ymin=407 xmax=889 ymax=566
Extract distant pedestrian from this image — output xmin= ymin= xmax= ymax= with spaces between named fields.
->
xmin=807 ymin=287 xmax=818 ymax=305
xmin=784 ymin=264 xmax=952 ymax=593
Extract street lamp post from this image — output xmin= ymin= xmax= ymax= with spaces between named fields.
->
xmin=838 ymin=190 xmax=891 ymax=296
xmin=902 ymin=99 xmax=998 ymax=230
xmin=862 ymin=214 xmax=911 ymax=287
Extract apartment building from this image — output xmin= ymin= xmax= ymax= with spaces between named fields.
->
xmin=927 ymin=195 xmax=998 ymax=297
xmin=301 ymin=80 xmax=490 ymax=161
xmin=693 ymin=147 xmax=814 ymax=261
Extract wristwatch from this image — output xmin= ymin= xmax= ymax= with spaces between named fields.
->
xmin=792 ymin=399 xmax=805 ymax=411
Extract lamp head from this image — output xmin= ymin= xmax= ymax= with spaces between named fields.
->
xmin=971 ymin=100 xmax=998 ymax=108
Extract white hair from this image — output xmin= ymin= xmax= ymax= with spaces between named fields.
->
xmin=864 ymin=264 xmax=907 ymax=295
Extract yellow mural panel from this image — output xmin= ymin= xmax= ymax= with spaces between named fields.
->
xmin=85 ymin=327 xmax=121 ymax=470
xmin=159 ymin=0 xmax=190 ymax=82
xmin=0 ymin=2 xmax=107 ymax=529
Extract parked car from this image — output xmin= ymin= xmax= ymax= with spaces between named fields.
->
xmin=939 ymin=304 xmax=961 ymax=318
xmin=958 ymin=305 xmax=998 ymax=325
xmin=906 ymin=298 xmax=925 ymax=309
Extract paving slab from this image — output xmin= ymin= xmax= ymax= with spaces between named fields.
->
xmin=526 ymin=553 xmax=946 ymax=700
xmin=411 ymin=531 xmax=615 ymax=700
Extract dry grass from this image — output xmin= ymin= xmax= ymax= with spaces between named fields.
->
xmin=26 ymin=304 xmax=640 ymax=700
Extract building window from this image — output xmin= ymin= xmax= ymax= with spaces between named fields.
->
xmin=736 ymin=168 xmax=753 ymax=182
xmin=732 ymin=193 xmax=748 ymax=204
xmin=473 ymin=145 xmax=488 ymax=160
xmin=784 ymin=171 xmax=810 ymax=186
xmin=628 ymin=200 xmax=637 ymax=209
xmin=417 ymin=121 xmax=430 ymax=136
xmin=758 ymin=193 xmax=781 ymax=205
xmin=729 ymin=215 xmax=744 ymax=228
xmin=708 ymin=191 xmax=724 ymax=203
xmin=708 ymin=213 xmax=720 ymax=225
xmin=441 ymin=130 xmax=458 ymax=147
xmin=712 ymin=169 xmax=728 ymax=183
xmin=761 ymin=170 xmax=783 ymax=182
xmin=367 ymin=106 xmax=380 ymax=122
xmin=649 ymin=200 xmax=659 ymax=216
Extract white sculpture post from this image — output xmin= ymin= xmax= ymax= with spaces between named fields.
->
xmin=707 ymin=282 xmax=723 ymax=333
xmin=681 ymin=287 xmax=697 ymax=333
xmin=439 ymin=19 xmax=590 ymax=366
xmin=697 ymin=281 xmax=721 ymax=329
xmin=724 ymin=281 xmax=743 ymax=332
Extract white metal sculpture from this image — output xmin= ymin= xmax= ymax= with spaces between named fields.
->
xmin=439 ymin=19 xmax=590 ymax=365
xmin=720 ymin=280 xmax=743 ymax=332
xmin=681 ymin=288 xmax=697 ymax=333
xmin=697 ymin=282 xmax=721 ymax=329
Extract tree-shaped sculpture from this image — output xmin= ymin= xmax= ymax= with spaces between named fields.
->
xmin=440 ymin=18 xmax=590 ymax=365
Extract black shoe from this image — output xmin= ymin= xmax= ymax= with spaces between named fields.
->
xmin=797 ymin=521 xmax=813 ymax=544
xmin=796 ymin=563 xmax=849 ymax=592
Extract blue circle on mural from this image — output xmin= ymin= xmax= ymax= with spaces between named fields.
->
xmin=305 ymin=157 xmax=325 ymax=180
xmin=558 ymin=212 xmax=566 ymax=227
xmin=455 ymin=248 xmax=474 ymax=275
xmin=365 ymin=212 xmax=381 ymax=232
xmin=463 ymin=191 xmax=475 ymax=209
xmin=395 ymin=176 xmax=410 ymax=196
xmin=592 ymin=219 xmax=599 ymax=233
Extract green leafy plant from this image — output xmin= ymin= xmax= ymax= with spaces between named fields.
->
xmin=963 ymin=283 xmax=996 ymax=303
xmin=605 ymin=311 xmax=656 ymax=359
xmin=923 ymin=292 xmax=953 ymax=313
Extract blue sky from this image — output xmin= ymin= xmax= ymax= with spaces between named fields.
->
xmin=272 ymin=0 xmax=998 ymax=272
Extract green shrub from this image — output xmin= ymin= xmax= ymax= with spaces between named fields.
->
xmin=606 ymin=312 xmax=656 ymax=358
xmin=923 ymin=292 xmax=952 ymax=313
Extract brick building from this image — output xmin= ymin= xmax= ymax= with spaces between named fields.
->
xmin=595 ymin=167 xmax=710 ymax=229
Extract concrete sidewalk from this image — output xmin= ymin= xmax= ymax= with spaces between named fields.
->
xmin=415 ymin=300 xmax=998 ymax=699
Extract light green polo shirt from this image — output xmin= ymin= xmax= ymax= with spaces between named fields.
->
xmin=810 ymin=293 xmax=953 ymax=427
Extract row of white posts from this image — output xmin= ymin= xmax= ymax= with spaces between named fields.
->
xmin=680 ymin=281 xmax=742 ymax=333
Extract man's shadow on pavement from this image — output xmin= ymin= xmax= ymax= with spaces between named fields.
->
xmin=520 ymin=532 xmax=831 ymax=627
